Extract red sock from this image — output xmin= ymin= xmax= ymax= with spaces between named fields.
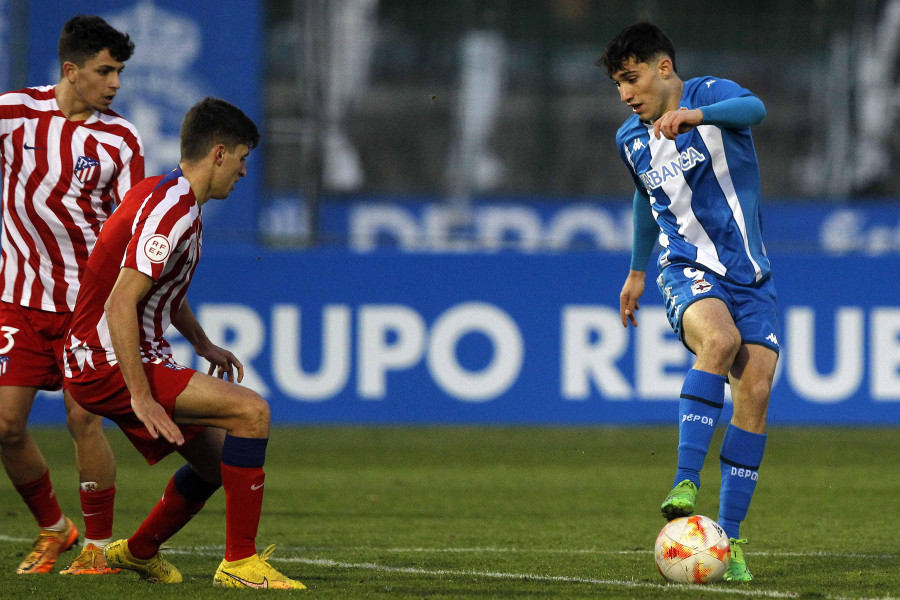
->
xmin=15 ymin=470 xmax=63 ymax=529
xmin=80 ymin=486 xmax=115 ymax=541
xmin=221 ymin=463 xmax=265 ymax=562
xmin=128 ymin=476 xmax=205 ymax=560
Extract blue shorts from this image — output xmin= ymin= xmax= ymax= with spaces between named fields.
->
xmin=655 ymin=264 xmax=781 ymax=354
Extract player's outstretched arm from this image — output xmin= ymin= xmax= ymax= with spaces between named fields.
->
xmin=620 ymin=269 xmax=646 ymax=328
xmin=106 ymin=267 xmax=185 ymax=445
xmin=173 ymin=299 xmax=244 ymax=383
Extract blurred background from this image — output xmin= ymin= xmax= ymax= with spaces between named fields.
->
xmin=8 ymin=0 xmax=900 ymax=424
xmin=7 ymin=0 xmax=897 ymax=244
xmin=262 ymin=0 xmax=894 ymax=244
xmin=268 ymin=0 xmax=864 ymax=199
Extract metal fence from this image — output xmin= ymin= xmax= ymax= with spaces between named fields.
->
xmin=263 ymin=0 xmax=897 ymax=212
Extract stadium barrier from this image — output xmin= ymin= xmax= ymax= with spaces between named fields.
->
xmin=31 ymin=232 xmax=900 ymax=425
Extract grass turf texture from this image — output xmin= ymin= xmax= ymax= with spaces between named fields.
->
xmin=0 ymin=426 xmax=897 ymax=599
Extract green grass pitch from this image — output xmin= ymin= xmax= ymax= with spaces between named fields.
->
xmin=0 ymin=425 xmax=898 ymax=599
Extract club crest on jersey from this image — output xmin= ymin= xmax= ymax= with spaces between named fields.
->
xmin=143 ymin=234 xmax=171 ymax=264
xmin=74 ymin=156 xmax=100 ymax=184
xmin=0 ymin=356 xmax=8 ymax=376
xmin=691 ymin=278 xmax=713 ymax=295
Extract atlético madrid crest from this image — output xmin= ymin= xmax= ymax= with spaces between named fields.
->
xmin=74 ymin=155 xmax=100 ymax=184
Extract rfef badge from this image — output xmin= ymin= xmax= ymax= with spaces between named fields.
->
xmin=143 ymin=234 xmax=171 ymax=264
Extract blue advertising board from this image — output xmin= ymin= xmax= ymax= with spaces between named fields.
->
xmin=0 ymin=0 xmax=10 ymax=92
xmin=25 ymin=0 xmax=262 ymax=243
xmin=296 ymin=195 xmax=900 ymax=257
xmin=29 ymin=243 xmax=900 ymax=426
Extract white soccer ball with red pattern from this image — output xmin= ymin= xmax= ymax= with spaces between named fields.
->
xmin=654 ymin=515 xmax=730 ymax=583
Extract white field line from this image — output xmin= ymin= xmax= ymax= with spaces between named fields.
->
xmin=1 ymin=535 xmax=897 ymax=600
xmin=4 ymin=535 xmax=894 ymax=560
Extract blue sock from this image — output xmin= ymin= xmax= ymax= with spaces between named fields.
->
xmin=173 ymin=463 xmax=221 ymax=502
xmin=221 ymin=434 xmax=268 ymax=469
xmin=718 ymin=424 xmax=766 ymax=539
xmin=674 ymin=369 xmax=726 ymax=488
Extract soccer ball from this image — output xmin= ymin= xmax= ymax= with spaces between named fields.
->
xmin=654 ymin=515 xmax=730 ymax=583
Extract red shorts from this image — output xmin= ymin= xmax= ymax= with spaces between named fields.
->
xmin=66 ymin=361 xmax=204 ymax=465
xmin=0 ymin=302 xmax=70 ymax=390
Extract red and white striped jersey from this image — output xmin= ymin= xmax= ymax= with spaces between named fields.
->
xmin=0 ymin=85 xmax=145 ymax=312
xmin=65 ymin=168 xmax=202 ymax=376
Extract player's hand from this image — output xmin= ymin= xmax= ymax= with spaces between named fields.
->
xmin=620 ymin=270 xmax=646 ymax=328
xmin=131 ymin=392 xmax=184 ymax=446
xmin=653 ymin=108 xmax=703 ymax=140
xmin=198 ymin=343 xmax=245 ymax=383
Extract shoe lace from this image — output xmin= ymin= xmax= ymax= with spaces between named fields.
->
xmin=150 ymin=552 xmax=174 ymax=574
xmin=257 ymin=545 xmax=292 ymax=581
xmin=28 ymin=530 xmax=63 ymax=554
xmin=70 ymin=545 xmax=102 ymax=568
xmin=258 ymin=544 xmax=277 ymax=565
xmin=729 ymin=538 xmax=748 ymax=559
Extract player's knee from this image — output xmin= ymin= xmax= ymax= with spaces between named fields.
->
xmin=0 ymin=412 xmax=28 ymax=447
xmin=745 ymin=378 xmax=772 ymax=409
xmin=65 ymin=404 xmax=101 ymax=439
xmin=701 ymin=328 xmax=741 ymax=367
xmin=233 ymin=391 xmax=270 ymax=437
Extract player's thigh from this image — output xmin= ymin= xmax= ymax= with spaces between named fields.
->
xmin=730 ymin=343 xmax=778 ymax=396
xmin=681 ymin=298 xmax=741 ymax=362
xmin=173 ymin=371 xmax=268 ymax=429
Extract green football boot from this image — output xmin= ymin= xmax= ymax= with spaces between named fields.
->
xmin=660 ymin=479 xmax=697 ymax=520
xmin=722 ymin=538 xmax=753 ymax=582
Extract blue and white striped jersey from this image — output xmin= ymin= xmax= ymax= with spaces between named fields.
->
xmin=616 ymin=76 xmax=770 ymax=285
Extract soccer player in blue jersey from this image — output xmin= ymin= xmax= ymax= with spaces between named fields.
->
xmin=598 ymin=22 xmax=781 ymax=582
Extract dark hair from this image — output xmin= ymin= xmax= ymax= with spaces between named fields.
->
xmin=58 ymin=15 xmax=134 ymax=67
xmin=597 ymin=22 xmax=676 ymax=77
xmin=180 ymin=97 xmax=260 ymax=162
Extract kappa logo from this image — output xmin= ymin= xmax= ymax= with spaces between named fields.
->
xmin=632 ymin=138 xmax=645 ymax=152
xmin=766 ymin=333 xmax=779 ymax=346
xmin=74 ymin=155 xmax=100 ymax=184
xmin=705 ymin=79 xmax=716 ymax=88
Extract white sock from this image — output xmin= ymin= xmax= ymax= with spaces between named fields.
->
xmin=45 ymin=515 xmax=67 ymax=532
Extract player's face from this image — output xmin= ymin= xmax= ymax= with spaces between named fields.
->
xmin=211 ymin=144 xmax=250 ymax=200
xmin=69 ymin=48 xmax=125 ymax=115
xmin=610 ymin=57 xmax=674 ymax=123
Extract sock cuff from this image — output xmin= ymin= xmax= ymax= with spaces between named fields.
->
xmin=14 ymin=470 xmax=52 ymax=495
xmin=173 ymin=464 xmax=221 ymax=502
xmin=680 ymin=369 xmax=727 ymax=407
xmin=80 ymin=485 xmax=116 ymax=503
xmin=222 ymin=435 xmax=268 ymax=469
xmin=720 ymin=424 xmax=767 ymax=469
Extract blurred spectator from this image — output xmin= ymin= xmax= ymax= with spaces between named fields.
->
xmin=447 ymin=17 xmax=508 ymax=201
xmin=323 ymin=0 xmax=378 ymax=192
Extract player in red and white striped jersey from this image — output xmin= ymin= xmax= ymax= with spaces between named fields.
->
xmin=65 ymin=167 xmax=201 ymax=375
xmin=0 ymin=16 xmax=143 ymax=575
xmin=65 ymin=98 xmax=304 ymax=589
